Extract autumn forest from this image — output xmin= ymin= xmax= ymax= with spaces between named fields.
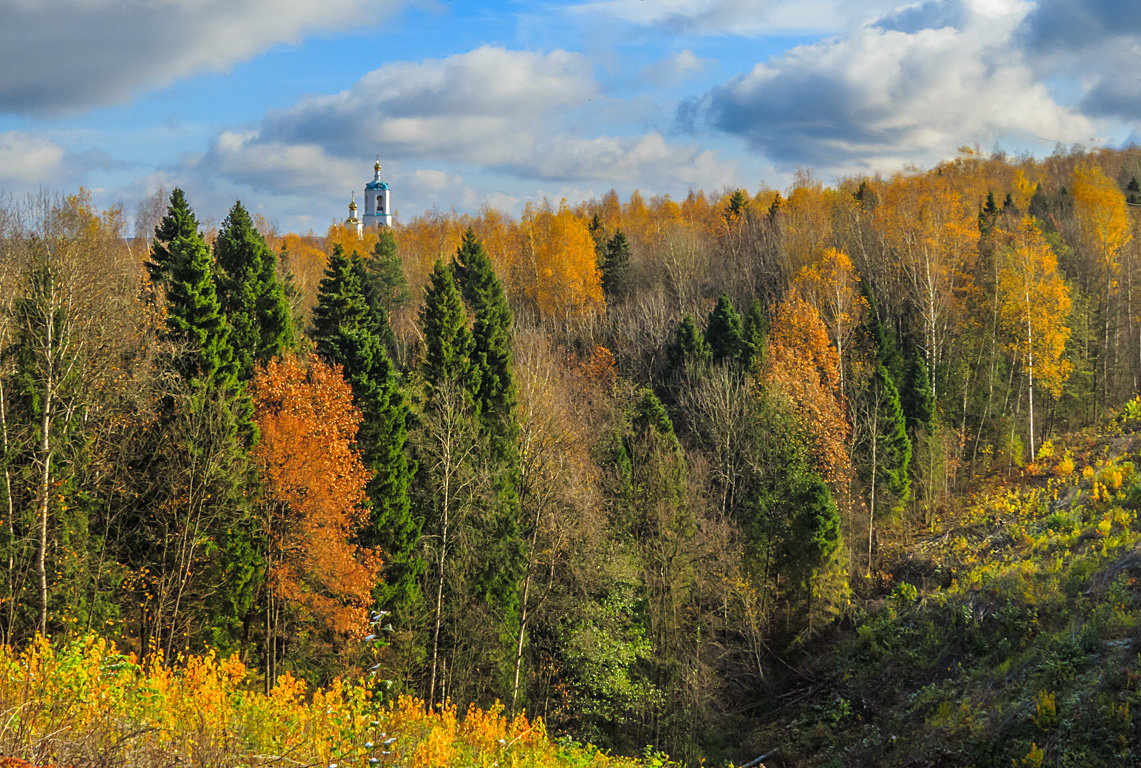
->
xmin=5 ymin=145 xmax=1141 ymax=766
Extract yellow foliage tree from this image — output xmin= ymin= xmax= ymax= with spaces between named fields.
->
xmin=795 ymin=247 xmax=866 ymax=399
xmin=874 ymin=172 xmax=979 ymax=399
xmin=996 ymin=217 xmax=1071 ymax=457
xmin=1072 ymin=162 xmax=1131 ymax=405
xmin=520 ymin=203 xmax=603 ymax=318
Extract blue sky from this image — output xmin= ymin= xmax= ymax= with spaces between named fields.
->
xmin=0 ymin=0 xmax=1137 ymax=232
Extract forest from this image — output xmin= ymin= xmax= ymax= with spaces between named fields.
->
xmin=4 ymin=144 xmax=1141 ymax=766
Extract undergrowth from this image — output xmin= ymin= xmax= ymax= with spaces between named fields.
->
xmin=0 ymin=635 xmax=653 ymax=768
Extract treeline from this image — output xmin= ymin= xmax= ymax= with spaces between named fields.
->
xmin=2 ymin=145 xmax=1141 ymax=762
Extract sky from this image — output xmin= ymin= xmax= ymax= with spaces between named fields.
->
xmin=0 ymin=0 xmax=1138 ymax=233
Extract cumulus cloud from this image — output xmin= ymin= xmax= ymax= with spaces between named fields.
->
xmin=253 ymin=46 xmax=594 ymax=164
xmin=1017 ymin=0 xmax=1141 ymax=121
xmin=0 ymin=131 xmax=67 ymax=184
xmin=689 ymin=0 xmax=1094 ymax=169
xmin=567 ymin=0 xmax=901 ymax=35
xmin=197 ymin=46 xmax=739 ymax=214
xmin=0 ymin=0 xmax=397 ymax=115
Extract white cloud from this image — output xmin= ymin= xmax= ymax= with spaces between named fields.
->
xmin=196 ymin=46 xmax=741 ymax=215
xmin=692 ymin=0 xmax=1095 ymax=169
xmin=0 ymin=131 xmax=67 ymax=184
xmin=0 ymin=0 xmax=400 ymax=115
xmin=256 ymin=46 xmax=595 ymax=164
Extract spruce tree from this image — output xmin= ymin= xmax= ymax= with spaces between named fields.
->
xmin=453 ymin=229 xmax=516 ymax=441
xmin=863 ymin=288 xmax=905 ymax=387
xmin=588 ymin=213 xmax=608 ymax=263
xmin=358 ymin=228 xmax=409 ymax=355
xmin=601 ymin=230 xmax=632 ymax=304
xmin=742 ymin=298 xmax=767 ymax=369
xmin=705 ymin=293 xmax=747 ymax=367
xmin=903 ymin=353 xmax=935 ymax=433
xmin=147 ymin=188 xmax=198 ymax=287
xmin=452 ymin=230 xmax=525 ymax=688
xmin=213 ymin=201 xmax=293 ymax=380
xmin=666 ymin=314 xmax=711 ymax=378
xmin=312 ymin=244 xmax=419 ymax=618
xmin=164 ymin=232 xmax=240 ymax=396
xmin=723 ymin=189 xmax=748 ymax=223
xmin=152 ymin=193 xmax=256 ymax=653
xmin=420 ymin=259 xmax=478 ymax=408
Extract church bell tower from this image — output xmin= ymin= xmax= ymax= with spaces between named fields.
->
xmin=363 ymin=156 xmax=393 ymax=229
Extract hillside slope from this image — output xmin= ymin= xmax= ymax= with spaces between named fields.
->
xmin=750 ymin=404 xmax=1141 ymax=767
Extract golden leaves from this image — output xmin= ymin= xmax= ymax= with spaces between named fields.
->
xmin=996 ymin=217 xmax=1072 ymax=397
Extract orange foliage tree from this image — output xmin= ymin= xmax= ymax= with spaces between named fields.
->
xmin=765 ymin=288 xmax=851 ymax=486
xmin=251 ymin=353 xmax=380 ymax=678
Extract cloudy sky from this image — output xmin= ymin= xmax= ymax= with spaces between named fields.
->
xmin=0 ymin=0 xmax=1136 ymax=231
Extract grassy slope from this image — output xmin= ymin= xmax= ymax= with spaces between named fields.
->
xmin=750 ymin=406 xmax=1141 ymax=768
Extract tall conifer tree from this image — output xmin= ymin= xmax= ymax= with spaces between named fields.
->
xmin=213 ymin=201 xmax=293 ymax=380
xmin=146 ymin=188 xmax=197 ymax=288
xmin=312 ymin=245 xmax=418 ymax=619
xmin=420 ymin=259 xmax=478 ymax=408
xmin=601 ymin=230 xmax=632 ymax=304
xmin=705 ymin=293 xmax=747 ymax=367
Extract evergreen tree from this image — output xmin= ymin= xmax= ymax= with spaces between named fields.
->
xmin=723 ymin=189 xmax=748 ymax=223
xmin=742 ymin=298 xmax=767 ymax=370
xmin=705 ymin=293 xmax=747 ymax=367
xmin=164 ymin=232 xmax=240 ymax=396
xmin=588 ymin=213 xmax=608 ymax=263
xmin=782 ymin=473 xmax=846 ymax=632
xmin=1129 ymin=176 xmax=1141 ymax=206
xmin=358 ymin=228 xmax=409 ymax=355
xmin=213 ymin=201 xmax=293 ymax=380
xmin=452 ymin=229 xmax=525 ymax=692
xmin=601 ymin=230 xmax=632 ymax=304
xmin=666 ymin=314 xmax=711 ymax=378
xmin=419 ymin=259 xmax=478 ymax=409
xmin=150 ymin=193 xmax=257 ymax=653
xmin=862 ymin=288 xmax=905 ymax=387
xmin=453 ymin=229 xmax=517 ymax=444
xmin=146 ymin=188 xmax=198 ymax=287
xmin=903 ymin=353 xmax=936 ymax=433
xmin=312 ymin=244 xmax=419 ymax=619
xmin=979 ymin=191 xmax=1000 ymax=234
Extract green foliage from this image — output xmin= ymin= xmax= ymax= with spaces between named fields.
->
xmin=213 ymin=200 xmax=293 ymax=380
xmin=903 ymin=352 xmax=935 ymax=433
xmin=419 ymin=259 xmax=478 ymax=409
xmin=742 ymin=297 xmax=767 ymax=370
xmin=601 ymin=230 xmax=633 ymax=304
xmin=312 ymin=244 xmax=419 ymax=621
xmin=665 ymin=314 xmax=711 ymax=380
xmin=705 ymin=292 xmax=748 ymax=367
xmin=857 ymin=363 xmax=912 ymax=516
xmin=359 ymin=228 xmax=409 ymax=354
xmin=454 ymin=229 xmax=517 ymax=444
xmin=163 ymin=230 xmax=240 ymax=396
xmin=146 ymin=188 xmax=197 ymax=288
